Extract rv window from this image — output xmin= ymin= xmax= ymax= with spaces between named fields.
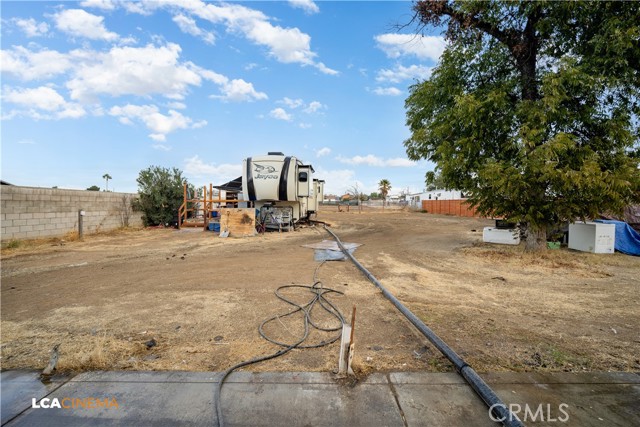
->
xmin=298 ymin=172 xmax=308 ymax=182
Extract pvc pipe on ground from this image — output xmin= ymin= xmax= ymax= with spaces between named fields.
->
xmin=323 ymin=225 xmax=525 ymax=427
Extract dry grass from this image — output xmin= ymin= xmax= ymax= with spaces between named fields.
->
xmin=1 ymin=226 xmax=144 ymax=256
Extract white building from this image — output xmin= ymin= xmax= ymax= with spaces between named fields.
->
xmin=408 ymin=189 xmax=466 ymax=208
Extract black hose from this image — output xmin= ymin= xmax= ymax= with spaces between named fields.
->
xmin=323 ymin=225 xmax=525 ymax=427
xmin=215 ymin=262 xmax=345 ymax=427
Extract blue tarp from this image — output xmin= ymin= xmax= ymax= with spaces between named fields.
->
xmin=595 ymin=219 xmax=640 ymax=256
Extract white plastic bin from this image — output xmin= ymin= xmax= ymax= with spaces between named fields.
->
xmin=483 ymin=227 xmax=520 ymax=245
xmin=568 ymin=222 xmax=615 ymax=254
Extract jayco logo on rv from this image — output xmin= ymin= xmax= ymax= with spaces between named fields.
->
xmin=253 ymin=163 xmax=278 ymax=180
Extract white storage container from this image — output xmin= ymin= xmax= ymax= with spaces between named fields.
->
xmin=568 ymin=222 xmax=615 ymax=254
xmin=483 ymin=227 xmax=520 ymax=245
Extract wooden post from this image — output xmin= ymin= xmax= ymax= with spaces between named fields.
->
xmin=338 ymin=304 xmax=356 ymax=377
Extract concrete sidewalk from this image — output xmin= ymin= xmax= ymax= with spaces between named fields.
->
xmin=1 ymin=370 xmax=638 ymax=426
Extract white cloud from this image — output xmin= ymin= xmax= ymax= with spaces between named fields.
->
xmin=4 ymin=86 xmax=66 ymax=111
xmin=3 ymin=43 xmax=266 ymax=107
xmin=244 ymin=63 xmax=258 ymax=70
xmin=173 ymin=14 xmax=215 ymax=44
xmin=277 ymin=98 xmax=325 ymax=114
xmin=152 ymin=143 xmax=171 ymax=151
xmin=109 ymin=104 xmax=205 ymax=140
xmin=54 ymin=9 xmax=119 ymax=41
xmin=336 ymin=154 xmax=415 ymax=167
xmin=376 ymin=64 xmax=433 ymax=84
xmin=12 ymin=18 xmax=49 ymax=37
xmin=299 ymin=122 xmax=312 ymax=129
xmin=279 ymin=97 xmax=304 ymax=109
xmin=372 ymin=87 xmax=402 ymax=96
xmin=126 ymin=0 xmax=337 ymax=75
xmin=385 ymin=158 xmax=415 ymax=167
xmin=1 ymin=46 xmax=73 ymax=81
xmin=313 ymin=166 xmax=356 ymax=195
xmin=167 ymin=102 xmax=187 ymax=109
xmin=184 ymin=155 xmax=242 ymax=181
xmin=315 ymin=147 xmax=331 ymax=157
xmin=374 ymin=33 xmax=445 ymax=62
xmin=288 ymin=0 xmax=320 ymax=15
xmin=80 ymin=0 xmax=116 ymax=10
xmin=66 ymin=43 xmax=201 ymax=102
xmin=303 ymin=100 xmax=325 ymax=114
xmin=219 ymin=79 xmax=268 ymax=102
xmin=2 ymin=86 xmax=86 ymax=119
xmin=269 ymin=107 xmax=292 ymax=121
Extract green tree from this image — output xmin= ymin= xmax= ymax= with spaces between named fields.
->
xmin=405 ymin=1 xmax=640 ymax=250
xmin=136 ymin=166 xmax=187 ymax=226
xmin=425 ymin=171 xmax=447 ymax=191
xmin=86 ymin=185 xmax=100 ymax=191
xmin=369 ymin=192 xmax=380 ymax=199
xmin=378 ymin=179 xmax=392 ymax=206
xmin=102 ymin=173 xmax=112 ymax=191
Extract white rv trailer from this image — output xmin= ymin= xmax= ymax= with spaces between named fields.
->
xmin=242 ymin=152 xmax=324 ymax=230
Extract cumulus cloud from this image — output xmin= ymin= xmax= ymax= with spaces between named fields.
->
xmin=374 ymin=33 xmax=445 ymax=62
xmin=80 ymin=0 xmax=116 ymax=10
xmin=219 ymin=79 xmax=268 ymax=102
xmin=288 ymin=0 xmax=320 ymax=15
xmin=371 ymin=87 xmax=402 ymax=96
xmin=313 ymin=166 xmax=356 ymax=195
xmin=315 ymin=147 xmax=331 ymax=157
xmin=269 ymin=107 xmax=292 ymax=121
xmin=66 ymin=43 xmax=202 ymax=102
xmin=3 ymin=86 xmax=86 ymax=119
xmin=184 ymin=155 xmax=242 ymax=181
xmin=376 ymin=64 xmax=433 ymax=83
xmin=1 ymin=46 xmax=73 ymax=81
xmin=152 ymin=143 xmax=171 ymax=151
xmin=277 ymin=98 xmax=325 ymax=114
xmin=3 ymin=42 xmax=266 ymax=107
xmin=173 ymin=14 xmax=215 ymax=45
xmin=336 ymin=154 xmax=415 ymax=167
xmin=109 ymin=104 xmax=206 ymax=141
xmin=125 ymin=0 xmax=337 ymax=75
xmin=279 ymin=97 xmax=304 ymax=109
xmin=12 ymin=18 xmax=49 ymax=37
xmin=54 ymin=9 xmax=119 ymax=41
xmin=303 ymin=100 xmax=325 ymax=114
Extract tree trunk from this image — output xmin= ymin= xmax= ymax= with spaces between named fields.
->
xmin=525 ymin=224 xmax=547 ymax=251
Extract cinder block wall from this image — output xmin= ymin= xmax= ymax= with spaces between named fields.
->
xmin=1 ymin=185 xmax=143 ymax=242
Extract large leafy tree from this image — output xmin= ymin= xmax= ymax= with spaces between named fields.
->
xmin=136 ymin=166 xmax=187 ymax=226
xmin=405 ymin=0 xmax=640 ymax=250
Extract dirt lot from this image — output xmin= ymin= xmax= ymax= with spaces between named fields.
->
xmin=2 ymin=208 xmax=639 ymax=375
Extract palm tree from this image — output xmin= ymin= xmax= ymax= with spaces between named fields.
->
xmin=378 ymin=179 xmax=391 ymax=207
xmin=103 ymin=173 xmax=112 ymax=192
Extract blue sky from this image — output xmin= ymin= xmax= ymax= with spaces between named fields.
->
xmin=1 ymin=0 xmax=443 ymax=196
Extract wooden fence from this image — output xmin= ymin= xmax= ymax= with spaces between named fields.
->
xmin=421 ymin=199 xmax=481 ymax=217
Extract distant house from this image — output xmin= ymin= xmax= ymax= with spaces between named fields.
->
xmin=408 ymin=189 xmax=466 ymax=208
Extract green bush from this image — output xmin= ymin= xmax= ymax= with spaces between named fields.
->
xmin=136 ymin=166 xmax=187 ymax=226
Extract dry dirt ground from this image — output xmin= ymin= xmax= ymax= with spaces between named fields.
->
xmin=1 ymin=208 xmax=639 ymax=376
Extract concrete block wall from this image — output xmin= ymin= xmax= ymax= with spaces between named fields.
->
xmin=1 ymin=185 xmax=143 ymax=242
